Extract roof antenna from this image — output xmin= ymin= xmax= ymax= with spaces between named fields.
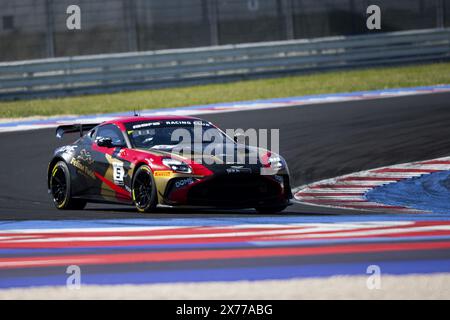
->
xmin=133 ymin=107 xmax=140 ymax=117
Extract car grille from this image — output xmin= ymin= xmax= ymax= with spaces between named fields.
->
xmin=187 ymin=174 xmax=281 ymax=206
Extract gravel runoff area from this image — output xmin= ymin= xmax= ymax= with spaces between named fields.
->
xmin=1 ymin=274 xmax=449 ymax=300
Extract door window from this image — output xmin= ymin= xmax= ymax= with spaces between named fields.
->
xmin=96 ymin=124 xmax=126 ymax=147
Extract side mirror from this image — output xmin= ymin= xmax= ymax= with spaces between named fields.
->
xmin=96 ymin=137 xmax=113 ymax=148
xmin=234 ymin=133 xmax=245 ymax=143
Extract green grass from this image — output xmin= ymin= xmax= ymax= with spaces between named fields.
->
xmin=1 ymin=62 xmax=450 ymax=118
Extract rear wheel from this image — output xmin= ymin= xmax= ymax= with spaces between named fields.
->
xmin=255 ymin=205 xmax=287 ymax=214
xmin=132 ymin=165 xmax=157 ymax=213
xmin=50 ymin=161 xmax=87 ymax=210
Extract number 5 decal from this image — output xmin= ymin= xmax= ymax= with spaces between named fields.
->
xmin=113 ymin=163 xmax=125 ymax=185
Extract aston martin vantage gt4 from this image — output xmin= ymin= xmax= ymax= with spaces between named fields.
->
xmin=48 ymin=116 xmax=292 ymax=213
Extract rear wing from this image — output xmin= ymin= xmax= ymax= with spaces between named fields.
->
xmin=56 ymin=123 xmax=99 ymax=139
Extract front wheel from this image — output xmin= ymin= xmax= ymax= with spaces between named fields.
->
xmin=255 ymin=205 xmax=287 ymax=214
xmin=49 ymin=161 xmax=87 ymax=210
xmin=132 ymin=165 xmax=157 ymax=213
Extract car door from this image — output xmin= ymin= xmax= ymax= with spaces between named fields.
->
xmin=92 ymin=124 xmax=132 ymax=202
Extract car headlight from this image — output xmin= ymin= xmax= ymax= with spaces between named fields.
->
xmin=267 ymin=155 xmax=284 ymax=170
xmin=162 ymin=158 xmax=192 ymax=174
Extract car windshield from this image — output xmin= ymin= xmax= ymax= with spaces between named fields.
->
xmin=126 ymin=120 xmax=233 ymax=149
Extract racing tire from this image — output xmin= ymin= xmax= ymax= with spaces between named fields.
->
xmin=132 ymin=165 xmax=157 ymax=213
xmin=255 ymin=205 xmax=287 ymax=214
xmin=50 ymin=161 xmax=87 ymax=210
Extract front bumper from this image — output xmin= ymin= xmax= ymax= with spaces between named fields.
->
xmin=163 ymin=173 xmax=292 ymax=208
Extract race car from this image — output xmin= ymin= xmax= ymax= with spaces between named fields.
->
xmin=47 ymin=116 xmax=292 ymax=213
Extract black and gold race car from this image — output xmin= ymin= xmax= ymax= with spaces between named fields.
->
xmin=48 ymin=116 xmax=292 ymax=213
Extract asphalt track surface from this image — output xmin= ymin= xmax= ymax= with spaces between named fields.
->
xmin=2 ymin=91 xmax=450 ymax=220
xmin=1 ymin=91 xmax=450 ymax=292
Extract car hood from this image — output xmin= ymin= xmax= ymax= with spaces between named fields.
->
xmin=136 ymin=143 xmax=272 ymax=173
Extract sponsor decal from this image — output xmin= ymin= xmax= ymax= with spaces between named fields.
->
xmin=174 ymin=178 xmax=195 ymax=189
xmin=132 ymin=122 xmax=161 ymax=129
xmin=192 ymin=121 xmax=212 ymax=127
xmin=226 ymin=166 xmax=252 ymax=174
xmin=165 ymin=120 xmax=195 ymax=126
xmin=154 ymin=170 xmax=172 ymax=177
xmin=77 ymin=149 xmax=94 ymax=165
xmin=56 ymin=145 xmax=77 ymax=155
xmin=131 ymin=121 xmax=211 ymax=130
xmin=70 ymin=158 xmax=95 ymax=179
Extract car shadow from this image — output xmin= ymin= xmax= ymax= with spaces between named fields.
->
xmin=81 ymin=203 xmax=339 ymax=217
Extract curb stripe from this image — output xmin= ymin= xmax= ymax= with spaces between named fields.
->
xmin=1 ymin=221 xmax=450 ymax=287
xmin=1 ymin=84 xmax=450 ymax=134
xmin=339 ymin=177 xmax=403 ymax=181
xmin=294 ymin=156 xmax=450 ymax=213
xmin=1 ymin=240 xmax=450 ymax=270
xmin=309 ymin=185 xmax=378 ymax=189
xmin=373 ymin=168 xmax=440 ymax=173
xmin=0 ymin=221 xmax=447 ymax=249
